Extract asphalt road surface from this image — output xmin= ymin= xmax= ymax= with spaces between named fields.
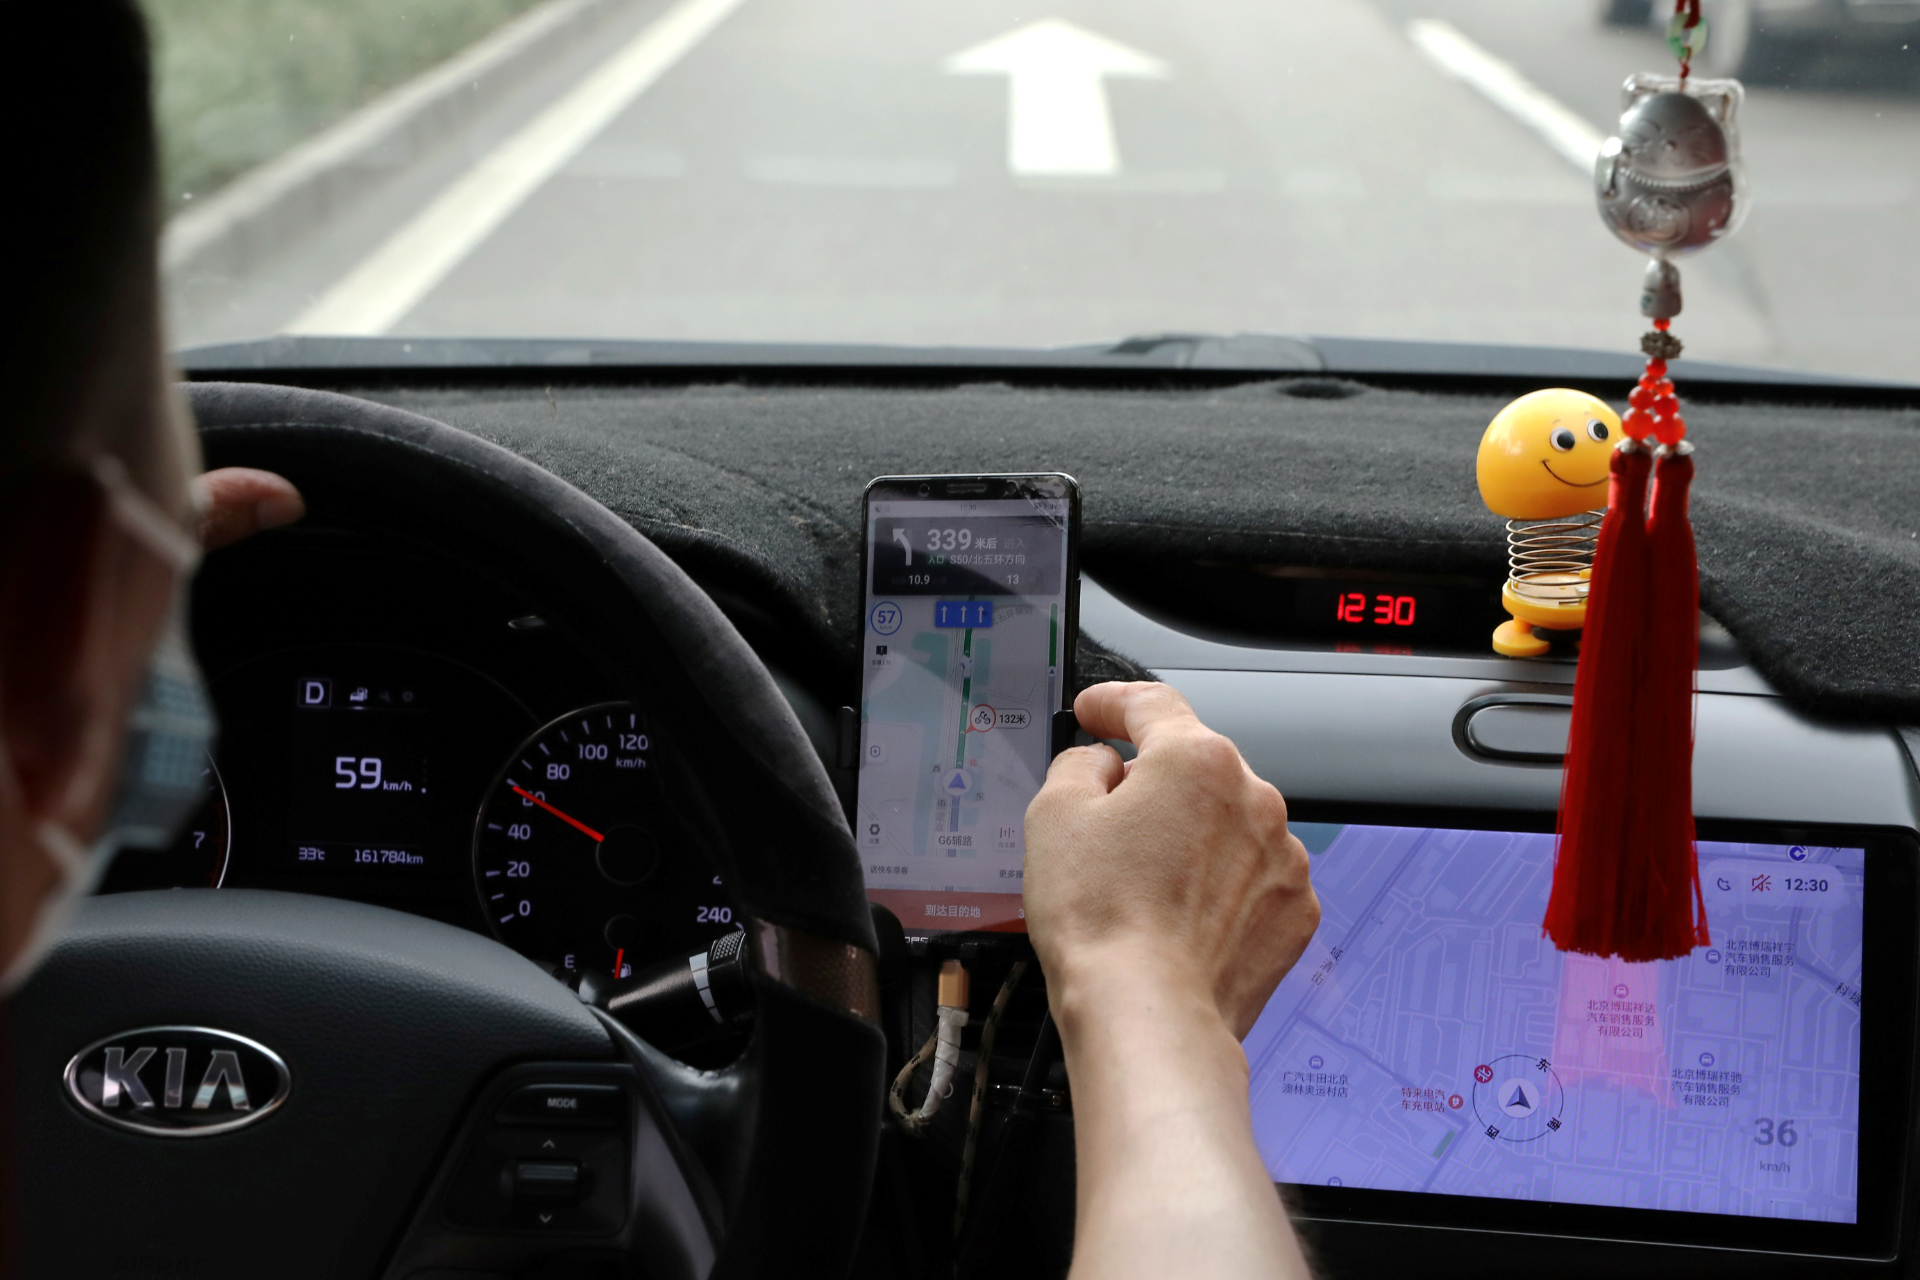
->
xmin=170 ymin=0 xmax=1920 ymax=382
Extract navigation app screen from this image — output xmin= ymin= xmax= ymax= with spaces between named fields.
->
xmin=857 ymin=490 xmax=1072 ymax=933
xmin=1248 ymin=826 xmax=1864 ymax=1224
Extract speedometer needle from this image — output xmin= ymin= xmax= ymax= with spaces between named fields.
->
xmin=510 ymin=784 xmax=605 ymax=843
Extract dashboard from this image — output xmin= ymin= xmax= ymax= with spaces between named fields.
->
xmin=104 ymin=525 xmax=745 ymax=983
xmin=1080 ymin=567 xmax=1919 ymax=1272
xmin=131 ymin=363 xmax=1920 ymax=1280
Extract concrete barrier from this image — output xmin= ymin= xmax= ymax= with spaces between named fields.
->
xmin=162 ymin=0 xmax=636 ymax=285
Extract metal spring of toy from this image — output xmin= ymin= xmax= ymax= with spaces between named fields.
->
xmin=1505 ymin=510 xmax=1603 ymax=609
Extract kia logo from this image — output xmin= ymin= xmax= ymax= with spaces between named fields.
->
xmin=63 ymin=1026 xmax=290 ymax=1137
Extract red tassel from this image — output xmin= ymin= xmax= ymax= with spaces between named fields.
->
xmin=1635 ymin=446 xmax=1708 ymax=959
xmin=1544 ymin=444 xmax=1652 ymax=958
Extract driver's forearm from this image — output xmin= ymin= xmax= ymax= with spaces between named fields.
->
xmin=1052 ymin=954 xmax=1313 ymax=1280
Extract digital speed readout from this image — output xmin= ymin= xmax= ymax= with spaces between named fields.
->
xmin=287 ymin=673 xmax=432 ymax=873
xmin=471 ymin=702 xmax=740 ymax=977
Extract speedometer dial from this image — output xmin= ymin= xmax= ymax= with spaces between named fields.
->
xmin=472 ymin=702 xmax=739 ymax=976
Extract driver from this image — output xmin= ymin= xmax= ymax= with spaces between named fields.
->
xmin=0 ymin=2 xmax=1325 ymax=1276
xmin=0 ymin=0 xmax=305 ymax=988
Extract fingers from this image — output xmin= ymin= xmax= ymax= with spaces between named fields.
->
xmin=1072 ymin=681 xmax=1202 ymax=752
xmin=1034 ymin=743 xmax=1126 ymax=807
xmin=194 ymin=468 xmax=305 ymax=551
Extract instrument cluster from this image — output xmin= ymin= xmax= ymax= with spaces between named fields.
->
xmin=101 ymin=527 xmax=743 ymax=980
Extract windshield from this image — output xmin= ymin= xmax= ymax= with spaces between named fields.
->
xmin=152 ymin=0 xmax=1920 ymax=380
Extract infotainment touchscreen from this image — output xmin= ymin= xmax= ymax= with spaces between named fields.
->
xmin=1247 ymin=825 xmax=1865 ymax=1227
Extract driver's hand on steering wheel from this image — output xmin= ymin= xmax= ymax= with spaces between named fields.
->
xmin=194 ymin=466 xmax=306 ymax=551
xmin=1024 ymin=680 xmax=1319 ymax=1280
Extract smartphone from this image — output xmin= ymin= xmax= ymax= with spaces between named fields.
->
xmin=856 ymin=473 xmax=1081 ymax=935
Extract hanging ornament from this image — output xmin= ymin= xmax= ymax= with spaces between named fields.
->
xmin=1538 ymin=0 xmax=1746 ymax=962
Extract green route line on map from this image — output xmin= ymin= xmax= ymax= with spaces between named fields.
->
xmin=946 ymin=596 xmax=984 ymax=838
xmin=955 ymin=597 xmax=976 ymax=771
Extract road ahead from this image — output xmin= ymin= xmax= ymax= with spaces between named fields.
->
xmin=170 ymin=0 xmax=1920 ymax=382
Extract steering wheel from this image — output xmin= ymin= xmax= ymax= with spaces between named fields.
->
xmin=7 ymin=384 xmax=884 ymax=1279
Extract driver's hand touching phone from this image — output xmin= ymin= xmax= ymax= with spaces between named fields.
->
xmin=1024 ymin=681 xmax=1319 ymax=1280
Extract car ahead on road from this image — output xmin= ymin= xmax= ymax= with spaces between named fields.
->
xmin=17 ymin=0 xmax=1920 ymax=1278
xmin=1600 ymin=0 xmax=1920 ymax=81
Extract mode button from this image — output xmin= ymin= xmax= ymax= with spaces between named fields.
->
xmin=495 ymin=1083 xmax=625 ymax=1128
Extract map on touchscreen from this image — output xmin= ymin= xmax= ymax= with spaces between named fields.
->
xmin=1248 ymin=826 xmax=1864 ymax=1223
xmin=857 ymin=495 xmax=1070 ymax=933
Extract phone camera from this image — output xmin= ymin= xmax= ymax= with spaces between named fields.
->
xmin=917 ymin=483 xmax=931 ymax=495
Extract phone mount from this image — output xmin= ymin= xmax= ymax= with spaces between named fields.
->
xmin=1050 ymin=709 xmax=1082 ymax=760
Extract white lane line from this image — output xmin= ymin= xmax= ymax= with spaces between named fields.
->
xmin=1015 ymin=168 xmax=1224 ymax=194
xmin=1426 ymin=172 xmax=1589 ymax=205
xmin=164 ymin=0 xmax=614 ymax=274
xmin=1406 ymin=19 xmax=1603 ymax=174
xmin=286 ymin=0 xmax=747 ymax=336
xmin=567 ymin=144 xmax=689 ymax=179
xmin=744 ymin=157 xmax=959 ymax=189
xmin=1765 ymin=176 xmax=1913 ymax=208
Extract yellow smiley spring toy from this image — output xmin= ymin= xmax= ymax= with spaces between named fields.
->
xmin=1476 ymin=389 xmax=1621 ymax=658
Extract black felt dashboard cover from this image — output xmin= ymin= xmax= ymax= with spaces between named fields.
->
xmin=317 ymin=381 xmax=1920 ymax=721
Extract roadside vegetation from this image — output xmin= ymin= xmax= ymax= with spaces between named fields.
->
xmin=143 ymin=0 xmax=544 ymax=212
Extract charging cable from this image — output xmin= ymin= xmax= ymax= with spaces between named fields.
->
xmin=889 ymin=959 xmax=970 ymax=1135
xmin=954 ymin=959 xmax=1028 ymax=1237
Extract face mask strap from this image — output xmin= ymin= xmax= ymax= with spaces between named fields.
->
xmin=33 ymin=820 xmax=91 ymax=879
xmin=0 ymin=691 xmax=92 ymax=883
xmin=0 ymin=821 xmax=100 ymax=996
xmin=0 ymin=464 xmax=211 ymax=994
xmin=0 ymin=822 xmax=101 ymax=995
xmin=91 ymin=456 xmax=200 ymax=575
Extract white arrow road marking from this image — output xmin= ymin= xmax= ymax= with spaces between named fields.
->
xmin=1406 ymin=19 xmax=1602 ymax=174
xmin=945 ymin=20 xmax=1167 ymax=177
xmin=285 ymin=0 xmax=748 ymax=336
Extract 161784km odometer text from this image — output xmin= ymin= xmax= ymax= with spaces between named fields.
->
xmin=471 ymin=701 xmax=738 ymax=977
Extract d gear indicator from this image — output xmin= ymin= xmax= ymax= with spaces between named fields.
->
xmin=1471 ymin=1054 xmax=1566 ymax=1143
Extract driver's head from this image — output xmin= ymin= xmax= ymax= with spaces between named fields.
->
xmin=0 ymin=0 xmax=205 ymax=986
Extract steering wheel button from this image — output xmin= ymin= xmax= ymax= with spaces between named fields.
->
xmin=510 ymin=1159 xmax=584 ymax=1204
xmin=496 ymin=1083 xmax=624 ymax=1128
